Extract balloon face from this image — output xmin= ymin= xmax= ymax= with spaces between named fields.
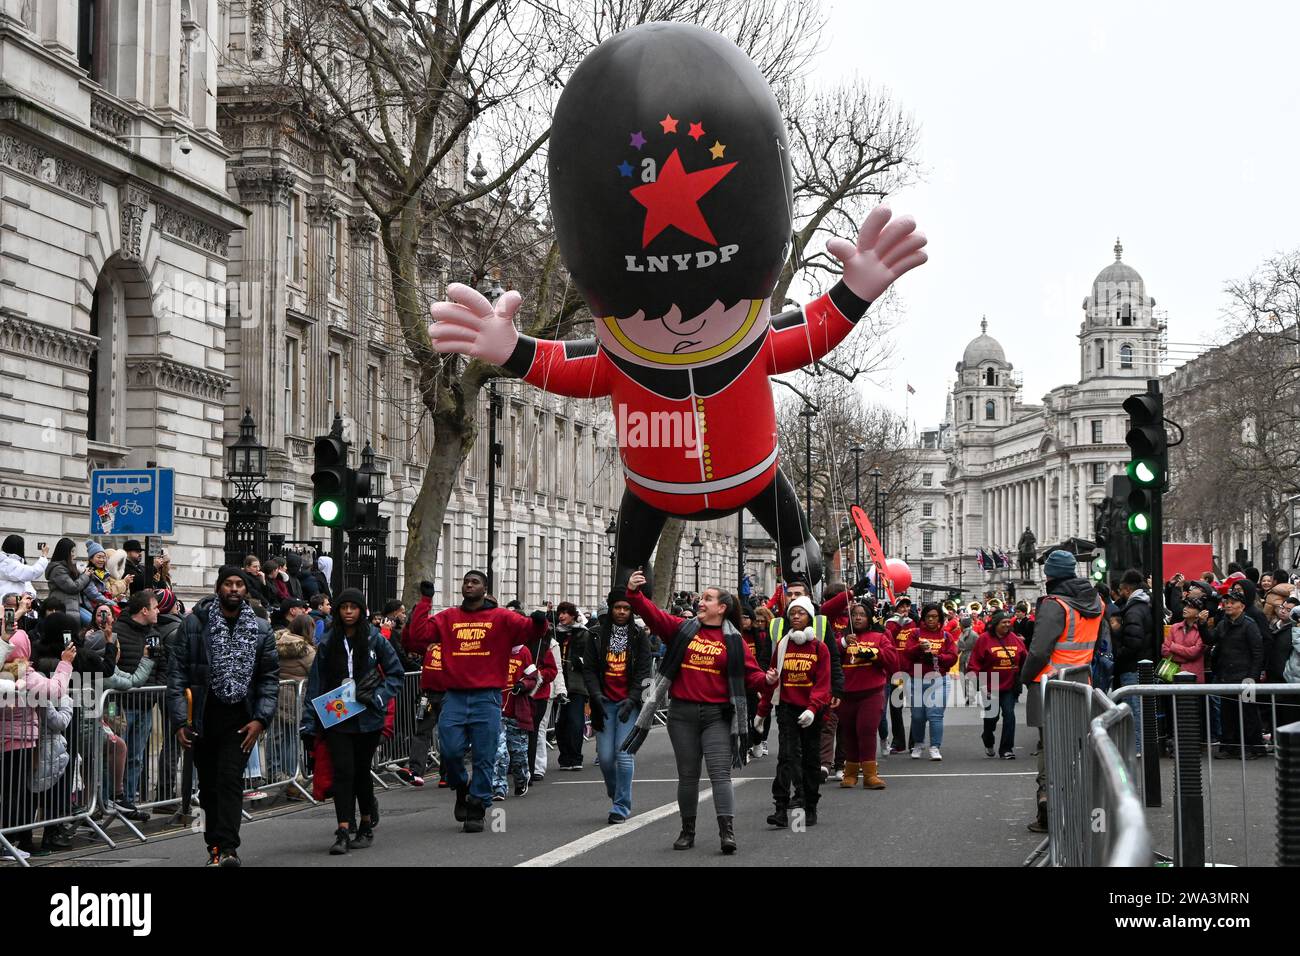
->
xmin=549 ymin=22 xmax=792 ymax=355
xmin=885 ymin=559 xmax=913 ymax=593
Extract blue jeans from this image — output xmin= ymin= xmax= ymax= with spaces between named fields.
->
xmin=492 ymin=716 xmax=529 ymax=796
xmin=1116 ymin=671 xmax=1142 ymax=754
xmin=124 ymin=707 xmax=154 ymax=802
xmin=438 ymin=689 xmax=503 ymax=805
xmin=596 ymin=697 xmax=637 ymax=818
xmin=909 ymin=675 xmax=947 ymax=748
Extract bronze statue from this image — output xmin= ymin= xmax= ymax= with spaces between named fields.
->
xmin=1017 ymin=526 xmax=1037 ymax=580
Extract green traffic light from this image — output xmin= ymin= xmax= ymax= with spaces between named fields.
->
xmin=1127 ymin=459 xmax=1160 ymax=486
xmin=1128 ymin=512 xmax=1151 ymax=534
xmin=1096 ymin=555 xmax=1108 ymax=571
xmin=315 ymin=499 xmax=341 ymax=525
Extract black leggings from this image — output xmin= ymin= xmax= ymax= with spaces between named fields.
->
xmin=324 ymin=730 xmax=382 ymax=828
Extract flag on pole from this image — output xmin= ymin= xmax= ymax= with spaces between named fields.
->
xmin=906 ymin=383 xmax=916 ymax=395
xmin=975 ymin=549 xmax=987 ymax=570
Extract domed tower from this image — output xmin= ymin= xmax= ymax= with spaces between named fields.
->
xmin=1079 ymin=238 xmax=1161 ymax=382
xmin=952 ymin=317 xmax=1017 ymax=431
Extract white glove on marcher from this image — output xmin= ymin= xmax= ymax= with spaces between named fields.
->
xmin=797 ymin=709 xmax=815 ymax=728
xmin=753 ymin=713 xmax=765 ymax=732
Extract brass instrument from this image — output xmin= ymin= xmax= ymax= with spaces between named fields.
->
xmin=942 ymin=599 xmax=958 ymax=615
xmin=967 ymin=600 xmax=983 ymax=615
xmin=987 ymin=598 xmax=1005 ymax=611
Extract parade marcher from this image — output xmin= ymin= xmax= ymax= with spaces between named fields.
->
xmin=885 ymin=600 xmax=916 ymax=754
xmin=553 ymin=601 xmax=590 ymax=771
xmin=0 ymin=534 xmax=48 ymax=599
xmin=492 ymin=638 xmax=539 ymax=800
xmin=817 ymin=581 xmax=858 ymax=780
xmin=581 ymin=589 xmax=652 ymax=822
xmin=622 ymin=570 xmax=767 ymax=854
xmin=740 ymin=601 xmax=773 ymax=758
xmin=301 ymin=588 xmax=404 ymax=854
xmin=1206 ymin=584 xmax=1265 ymax=759
xmin=399 ymin=581 xmax=441 ymax=787
xmin=168 ymin=567 xmax=279 ymax=867
xmin=902 ymin=603 xmax=958 ymax=760
xmin=426 ymin=570 xmax=548 ymax=832
xmin=758 ymin=595 xmax=832 ymax=826
xmin=837 ymin=601 xmax=895 ymax=789
xmin=767 ymin=580 xmax=843 ymax=782
xmin=967 ymin=611 xmax=1027 ymax=758
xmin=1019 ymin=550 xmax=1103 ymax=832
xmin=529 ymin=613 xmax=565 ymax=785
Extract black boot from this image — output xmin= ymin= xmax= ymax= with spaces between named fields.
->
xmin=673 ymin=816 xmax=696 ymax=850
xmin=351 ymin=824 xmax=374 ymax=849
xmin=1027 ymin=801 xmax=1048 ymax=833
xmin=805 ymin=802 xmax=818 ymax=827
xmin=454 ymin=784 xmax=468 ymax=822
xmin=329 ymin=828 xmax=350 ymax=855
xmin=463 ymin=797 xmax=486 ymax=833
xmin=718 ymin=815 xmax=737 ymax=855
xmin=766 ymin=805 xmax=788 ymax=828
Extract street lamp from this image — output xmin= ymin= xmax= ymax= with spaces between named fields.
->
xmin=691 ymin=530 xmax=704 ymax=594
xmin=799 ymin=406 xmax=817 ymax=521
xmin=358 ymin=440 xmax=386 ymax=503
xmin=223 ymin=408 xmax=271 ymax=567
xmin=850 ymin=444 xmax=865 ymax=581
xmin=606 ymin=516 xmax=619 ymax=582
xmin=868 ymin=466 xmax=883 ymax=598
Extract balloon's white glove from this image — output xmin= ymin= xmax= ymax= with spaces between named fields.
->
xmin=427 ymin=282 xmax=523 ymax=365
xmin=797 ymin=709 xmax=815 ymax=729
xmin=826 ymin=206 xmax=928 ymax=303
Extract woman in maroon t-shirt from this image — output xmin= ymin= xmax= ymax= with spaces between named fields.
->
xmin=838 ymin=602 xmax=897 ymax=789
xmin=625 ymin=570 xmax=768 ymax=855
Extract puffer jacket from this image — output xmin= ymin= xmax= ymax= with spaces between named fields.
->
xmin=1115 ymin=589 xmax=1154 ymax=676
xmin=300 ymin=624 xmax=403 ymax=737
xmin=1162 ymin=621 xmax=1208 ymax=682
xmin=0 ymin=652 xmax=73 ymax=752
xmin=274 ymin=628 xmax=315 ymax=719
xmin=0 ymin=551 xmax=48 ymax=598
xmin=1206 ymin=612 xmax=1263 ymax=683
xmin=167 ymin=596 xmax=279 ymax=736
xmin=31 ymin=694 xmax=75 ymax=793
xmin=44 ymin=561 xmax=93 ymax=614
xmin=1284 ymin=627 xmax=1300 ymax=685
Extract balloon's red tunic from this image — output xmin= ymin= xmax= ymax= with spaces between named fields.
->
xmin=504 ymin=283 xmax=868 ymax=516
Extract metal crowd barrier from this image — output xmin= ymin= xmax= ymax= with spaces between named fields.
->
xmin=370 ymin=671 xmax=424 ymax=785
xmin=1110 ymin=678 xmax=1300 ymax=868
xmin=1037 ymin=665 xmax=1151 ymax=867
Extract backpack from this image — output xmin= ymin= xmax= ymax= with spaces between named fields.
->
xmin=1091 ymin=617 xmax=1115 ymax=690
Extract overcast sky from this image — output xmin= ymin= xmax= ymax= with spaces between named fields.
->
xmin=810 ymin=0 xmax=1300 ymax=429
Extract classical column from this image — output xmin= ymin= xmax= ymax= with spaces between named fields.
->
xmin=230 ymin=163 xmax=295 ymax=446
xmin=305 ymin=192 xmax=339 ymax=316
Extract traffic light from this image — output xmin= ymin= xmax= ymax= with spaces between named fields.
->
xmin=312 ymin=434 xmax=351 ymax=528
xmin=1091 ymin=553 xmax=1108 ymax=584
xmin=1122 ymin=390 xmax=1166 ymax=537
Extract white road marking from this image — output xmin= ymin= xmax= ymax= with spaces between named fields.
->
xmin=516 ymin=779 xmax=752 ymax=867
xmin=550 ymin=771 xmax=1034 ymax=784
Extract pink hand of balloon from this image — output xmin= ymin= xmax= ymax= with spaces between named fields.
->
xmin=825 ymin=206 xmax=928 ymax=303
xmin=427 ymin=282 xmax=523 ymax=366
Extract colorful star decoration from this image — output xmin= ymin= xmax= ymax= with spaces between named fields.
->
xmin=617 ymin=161 xmax=634 ymax=178
xmin=630 ymin=148 xmax=737 ymax=247
xmin=659 ymin=113 xmax=679 ymax=134
xmin=709 ymin=140 xmax=726 ymax=160
xmin=688 ymin=122 xmax=705 ymax=141
xmin=630 ymin=131 xmax=647 ymax=150
xmin=327 ymin=699 xmax=349 ymax=718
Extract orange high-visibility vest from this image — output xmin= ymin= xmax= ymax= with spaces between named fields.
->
xmin=1031 ymin=596 xmax=1099 ymax=683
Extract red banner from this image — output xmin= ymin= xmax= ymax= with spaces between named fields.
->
xmin=850 ymin=505 xmax=895 ymax=602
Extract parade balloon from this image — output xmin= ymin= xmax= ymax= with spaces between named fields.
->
xmin=428 ymin=23 xmax=928 ymax=597
xmin=885 ymin=558 xmax=912 ymax=593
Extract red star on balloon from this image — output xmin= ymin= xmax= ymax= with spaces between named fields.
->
xmin=688 ymin=122 xmax=705 ymax=141
xmin=660 ymin=114 xmax=679 ymax=134
xmin=630 ymin=148 xmax=737 ymax=247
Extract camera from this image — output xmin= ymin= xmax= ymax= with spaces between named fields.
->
xmin=147 ymin=634 xmax=161 ymax=650
xmin=175 ymin=133 xmax=192 ymax=155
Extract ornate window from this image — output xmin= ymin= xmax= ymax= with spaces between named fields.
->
xmin=1120 ymin=343 xmax=1134 ymax=369
xmin=985 ymin=367 xmax=996 ymax=386
xmin=984 ymin=400 xmax=995 ymax=421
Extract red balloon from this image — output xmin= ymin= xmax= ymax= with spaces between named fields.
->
xmin=885 ymin=559 xmax=912 ymax=593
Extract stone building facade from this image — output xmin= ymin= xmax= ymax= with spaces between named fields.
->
xmin=0 ymin=0 xmax=244 ymax=594
xmin=906 ymin=241 xmax=1168 ymax=599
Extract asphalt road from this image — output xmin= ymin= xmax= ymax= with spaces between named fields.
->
xmin=46 ymin=707 xmax=1053 ymax=868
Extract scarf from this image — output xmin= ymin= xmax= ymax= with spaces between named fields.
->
xmin=206 ymin=602 xmax=260 ymax=704
xmin=626 ymin=616 xmax=749 ymax=768
xmin=609 ymin=622 xmax=630 ymax=655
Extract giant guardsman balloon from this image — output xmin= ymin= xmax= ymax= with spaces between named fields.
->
xmin=429 ymin=22 xmax=927 ymax=596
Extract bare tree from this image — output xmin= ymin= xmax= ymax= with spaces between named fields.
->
xmin=1164 ymin=248 xmax=1300 ymax=554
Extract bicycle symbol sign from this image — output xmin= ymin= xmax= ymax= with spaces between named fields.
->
xmin=89 ymin=468 xmax=175 ymax=536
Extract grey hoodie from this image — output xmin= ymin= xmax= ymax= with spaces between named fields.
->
xmin=1021 ymin=576 xmax=1105 ymax=727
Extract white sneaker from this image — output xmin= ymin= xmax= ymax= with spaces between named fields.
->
xmin=831 ymin=769 xmax=844 ymax=781
xmin=910 ymin=746 xmax=923 ymax=759
xmin=930 ymin=747 xmax=943 ymax=761
xmin=1 ymin=847 xmax=31 ymax=861
xmin=760 ymin=742 xmax=769 ymax=757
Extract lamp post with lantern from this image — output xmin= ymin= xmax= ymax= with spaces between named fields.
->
xmin=222 ymin=408 xmax=271 ymax=567
xmin=691 ymin=529 xmax=704 ymax=595
xmin=346 ymin=439 xmax=392 ymax=607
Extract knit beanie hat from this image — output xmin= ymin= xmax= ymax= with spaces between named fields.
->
xmin=85 ymin=540 xmax=105 ymax=560
xmin=1044 ymin=550 xmax=1077 ymax=580
xmin=2 ymin=535 xmax=23 ymax=559
xmin=215 ymin=565 xmax=245 ymax=591
xmin=335 ymin=588 xmax=367 ymax=614
xmin=155 ymin=588 xmax=177 ymax=615
xmin=606 ymin=587 xmax=631 ymax=608
xmin=786 ymin=596 xmax=816 ymax=621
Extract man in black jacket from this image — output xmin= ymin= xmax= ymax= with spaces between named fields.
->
xmin=123 ymin=540 xmax=149 ymax=594
xmin=168 ymin=566 xmax=279 ymax=867
xmin=1207 ymin=584 xmax=1265 ymax=759
xmin=113 ymin=589 xmax=162 ymax=812
xmin=580 ymin=589 xmax=652 ymax=823
xmin=1113 ymin=569 xmax=1154 ymax=753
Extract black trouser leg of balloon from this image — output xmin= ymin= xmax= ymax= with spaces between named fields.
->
xmin=745 ymin=469 xmax=823 ymax=587
xmin=612 ymin=487 xmax=669 ymax=596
